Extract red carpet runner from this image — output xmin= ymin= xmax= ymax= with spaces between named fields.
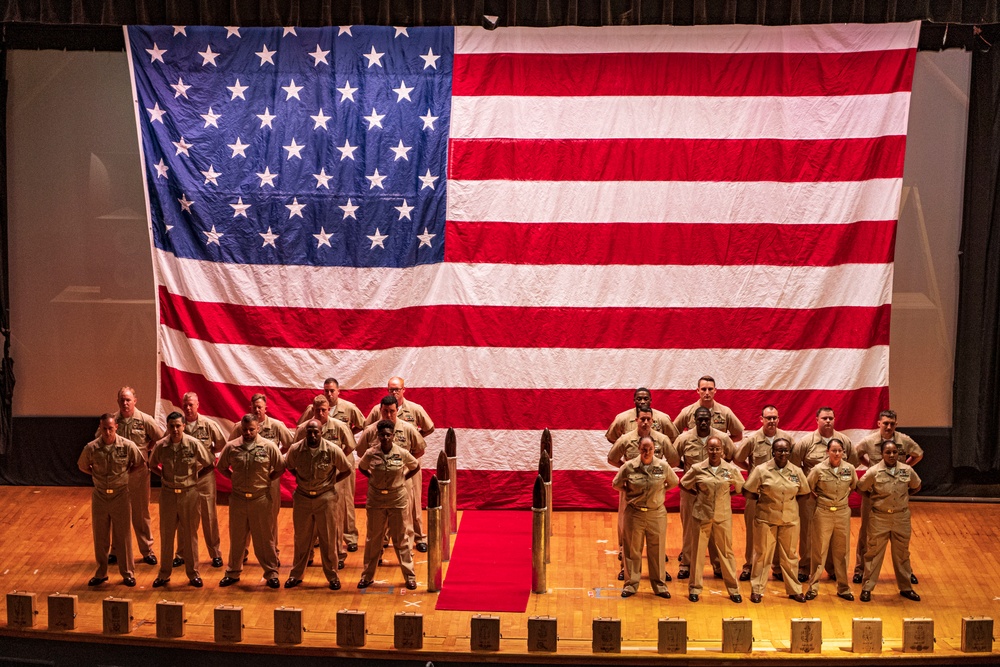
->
xmin=434 ymin=510 xmax=532 ymax=612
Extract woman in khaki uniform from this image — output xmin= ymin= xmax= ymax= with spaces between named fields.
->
xmin=804 ymin=438 xmax=857 ymax=600
xmin=743 ymin=438 xmax=811 ymax=603
xmin=856 ymin=442 xmax=921 ymax=602
xmin=612 ymin=436 xmax=679 ymax=598
xmin=680 ymin=436 xmax=744 ymax=603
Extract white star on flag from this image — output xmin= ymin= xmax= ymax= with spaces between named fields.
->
xmin=147 ymin=102 xmax=166 ymax=123
xmin=259 ymin=227 xmax=279 ymax=247
xmin=394 ymin=27 xmax=409 ymax=37
xmin=201 ymin=107 xmax=221 ymax=128
xmin=257 ymin=108 xmax=277 ymax=128
xmin=310 ymin=109 xmax=331 ymax=129
xmin=390 ymin=140 xmax=412 ymax=161
xmin=204 ymin=225 xmax=223 ymax=245
xmin=228 ymin=137 xmax=250 ymax=158
xmin=395 ymin=200 xmax=414 ymax=219
xmin=339 ymin=198 xmax=359 ymax=219
xmin=286 ymin=198 xmax=306 ymax=218
xmin=338 ymin=26 xmax=352 ymax=36
xmin=337 ymin=140 xmax=358 ymax=160
xmin=417 ymin=228 xmax=436 ymax=247
xmin=201 ymin=165 xmax=221 ymax=185
xmin=199 ymin=45 xmax=220 ymax=66
xmin=256 ymin=44 xmax=276 ymax=66
xmin=172 ymin=136 xmax=193 ymax=156
xmin=146 ymin=43 xmax=167 ymax=63
xmin=419 ymin=109 xmax=438 ymax=130
xmin=171 ymin=77 xmax=191 ymax=98
xmin=313 ymin=168 xmax=333 ymax=188
xmin=367 ymin=228 xmax=388 ymax=248
xmin=314 ymin=227 xmax=333 ymax=247
xmin=420 ymin=47 xmax=440 ymax=69
xmin=256 ymin=166 xmax=278 ymax=187
xmin=363 ymin=109 xmax=385 ymax=130
xmin=228 ymin=79 xmax=248 ymax=99
xmin=366 ymin=168 xmax=387 ymax=189
xmin=231 ymin=197 xmax=251 ymax=217
xmin=364 ymin=46 xmax=385 ymax=68
xmin=393 ymin=80 xmax=414 ymax=102
xmin=283 ymin=138 xmax=305 ymax=159
xmin=309 ymin=45 xmax=330 ymax=66
xmin=337 ymin=80 xmax=358 ymax=102
xmin=154 ymin=159 xmax=169 ymax=178
xmin=225 ymin=26 xmax=241 ymax=38
xmin=172 ymin=26 xmax=186 ymax=36
xmin=282 ymin=80 xmax=303 ymax=100
xmin=419 ymin=169 xmax=438 ymax=190
xmin=283 ymin=27 xmax=297 ymax=37
xmin=177 ymin=194 xmax=194 ymax=212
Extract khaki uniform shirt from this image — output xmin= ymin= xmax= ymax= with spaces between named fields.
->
xmin=674 ymin=428 xmax=735 ymax=469
xmin=608 ymin=428 xmax=679 ymax=468
xmin=184 ymin=415 xmax=227 ymax=455
xmin=284 ymin=438 xmax=353 ymax=496
xmin=857 ymin=461 xmax=921 ymax=512
xmin=612 ymin=456 xmax=679 ymax=509
xmin=793 ymin=430 xmax=858 ymax=472
xmin=99 ymin=409 xmax=163 ymax=463
xmin=78 ymin=435 xmax=143 ymax=491
xmin=744 ymin=460 xmax=810 ymax=525
xmin=605 ymin=408 xmax=679 ymax=444
xmin=806 ymin=459 xmax=857 ymax=510
xmin=355 ymin=419 xmax=426 ymax=459
xmin=358 ymin=444 xmax=419 ymax=509
xmin=734 ymin=428 xmax=795 ymax=469
xmin=673 ymin=401 xmax=744 ymax=438
xmin=294 ymin=416 xmax=356 ymax=456
xmin=149 ymin=433 xmax=215 ymax=489
xmin=299 ymin=398 xmax=366 ymax=432
xmin=229 ymin=416 xmax=294 ymax=453
xmin=366 ymin=399 xmax=434 ymax=435
xmin=681 ymin=459 xmax=745 ymax=522
xmin=218 ymin=436 xmax=284 ymax=494
xmin=856 ymin=432 xmax=924 ymax=467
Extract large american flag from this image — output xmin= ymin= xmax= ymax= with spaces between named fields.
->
xmin=126 ymin=22 xmax=919 ymax=510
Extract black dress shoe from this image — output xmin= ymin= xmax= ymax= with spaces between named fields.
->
xmin=656 ymin=591 xmax=671 ymax=599
xmin=329 ymin=578 xmax=341 ymax=590
xmin=853 ymin=573 xmax=863 ymax=584
xmin=266 ymin=578 xmax=280 ymax=589
xmin=713 ymin=569 xmax=723 ymax=579
xmin=665 ymin=554 xmax=670 ymax=562
xmin=338 ymin=560 xmax=345 ymax=570
xmin=107 ymin=555 xmax=118 ymax=565
xmin=910 ymin=573 xmax=919 ymax=584
xmin=789 ymin=593 xmax=806 ymax=603
xmin=358 ymin=579 xmax=372 ymax=589
xmin=860 ymin=590 xmax=871 ymax=602
xmin=773 ymin=571 xmax=783 ymax=581
xmin=730 ymin=594 xmax=743 ymax=603
xmin=123 ymin=576 xmax=136 ymax=587
xmin=219 ymin=576 xmax=240 ymax=587
xmin=173 ymin=556 xmax=184 ymax=567
xmin=190 ymin=577 xmax=203 ymax=588
xmin=805 ymin=590 xmax=818 ymax=600
xmin=899 ymin=590 xmax=921 ymax=601
xmin=797 ymin=572 xmax=808 ymax=583
xmin=142 ymin=554 xmax=158 ymax=566
xmin=87 ymin=576 xmax=108 ymax=586
xmin=664 ymin=572 xmax=672 ymax=581
xmin=212 ymin=557 xmax=224 ymax=568
xmin=677 ymin=569 xmax=689 ymax=580
xmin=347 ymin=544 xmax=358 ymax=552
xmin=688 ymin=593 xmax=699 ymax=602
xmin=415 ymin=543 xmax=428 ymax=553
xmin=750 ymin=593 xmax=762 ymax=603
xmin=621 ymin=589 xmax=635 ymax=598
xmin=617 ymin=569 xmax=624 ymax=581
xmin=837 ymin=591 xmax=854 ymax=601
xmin=828 ymin=572 xmax=837 ymax=581
xmin=152 ymin=577 xmax=169 ymax=588
xmin=284 ymin=577 xmax=302 ymax=589
xmin=739 ymin=570 xmax=751 ymax=581
xmin=405 ymin=579 xmax=417 ymax=590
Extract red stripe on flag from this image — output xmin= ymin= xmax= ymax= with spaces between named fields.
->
xmin=449 ymin=137 xmax=907 ymax=182
xmin=161 ymin=365 xmax=888 ymax=433
xmin=445 ymin=220 xmax=896 ymax=266
xmin=159 ymin=287 xmax=890 ymax=351
xmin=453 ymin=49 xmax=916 ymax=97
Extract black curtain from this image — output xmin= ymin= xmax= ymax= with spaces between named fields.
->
xmin=953 ymin=43 xmax=1000 ymax=472
xmin=0 ymin=45 xmax=12 ymax=458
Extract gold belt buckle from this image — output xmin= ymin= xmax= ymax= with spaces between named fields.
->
xmin=829 ymin=506 xmax=837 ymax=511
xmin=245 ymin=492 xmax=253 ymax=498
xmin=380 ymin=490 xmax=389 ymax=495
xmin=308 ymin=490 xmax=317 ymax=496
xmin=174 ymin=488 xmax=183 ymax=494
xmin=887 ymin=508 xmax=894 ymax=513
xmin=638 ymin=507 xmax=648 ymax=512
xmin=105 ymin=488 xmax=115 ymax=494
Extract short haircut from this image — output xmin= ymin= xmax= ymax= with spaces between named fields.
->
xmin=635 ymin=406 xmax=653 ymax=417
xmin=166 ymin=411 xmax=184 ymax=423
xmin=312 ymin=394 xmax=330 ymax=408
xmin=181 ymin=391 xmax=198 ymax=403
xmin=816 ymin=406 xmax=835 ymax=417
xmin=694 ymin=406 xmax=712 ymax=419
xmin=826 ymin=438 xmax=844 ymax=451
xmin=250 ymin=393 xmax=266 ymax=404
xmin=117 ymin=386 xmax=136 ymax=399
xmin=323 ymin=377 xmax=340 ymax=387
xmin=761 ymin=404 xmax=778 ymax=415
xmin=878 ymin=409 xmax=897 ymax=421
xmin=698 ymin=376 xmax=715 ymax=386
xmin=99 ymin=412 xmax=116 ymax=423
xmin=241 ymin=414 xmax=259 ymax=427
xmin=380 ymin=395 xmax=398 ymax=408
xmin=377 ymin=419 xmax=395 ymax=432
xmin=772 ymin=437 xmax=792 ymax=450
xmin=633 ymin=387 xmax=650 ymax=397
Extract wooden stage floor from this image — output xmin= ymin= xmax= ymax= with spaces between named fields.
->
xmin=0 ymin=486 xmax=998 ymax=665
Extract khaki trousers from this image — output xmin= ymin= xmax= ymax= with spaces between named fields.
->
xmin=807 ymin=505 xmax=851 ymax=594
xmin=363 ymin=506 xmax=414 ymax=582
xmin=290 ymin=491 xmax=341 ymax=582
xmin=340 ymin=473 xmax=358 ymax=548
xmin=380 ymin=475 xmax=425 ymax=550
xmin=113 ymin=465 xmax=153 ymax=559
xmin=680 ymin=491 xmax=720 ymax=572
xmin=270 ymin=477 xmax=282 ymax=552
xmin=743 ymin=499 xmax=780 ymax=573
xmin=854 ymin=494 xmax=872 ymax=575
xmin=195 ymin=472 xmax=222 ymax=560
xmin=861 ymin=508 xmax=914 ymax=593
xmin=622 ymin=506 xmax=668 ymax=595
xmin=92 ymin=487 xmax=134 ymax=579
xmin=750 ymin=519 xmax=802 ymax=595
xmin=158 ymin=486 xmax=200 ymax=580
xmin=690 ymin=518 xmax=740 ymax=596
xmin=226 ymin=492 xmax=280 ymax=579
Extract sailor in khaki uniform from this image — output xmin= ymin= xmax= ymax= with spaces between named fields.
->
xmin=149 ymin=411 xmax=215 ymax=588
xmin=357 ymin=420 xmax=421 ymax=590
xmin=103 ymin=386 xmax=163 ymax=565
xmin=804 ymin=438 xmax=857 ymax=600
xmin=180 ymin=392 xmax=227 ymax=568
xmin=605 ymin=387 xmax=680 ymax=444
xmin=283 ymin=419 xmax=354 ymax=590
xmin=674 ymin=407 xmax=734 ymax=579
xmin=792 ymin=407 xmax=857 ymax=581
xmin=743 ymin=438 xmax=811 ymax=603
xmin=78 ymin=413 xmax=144 ymax=587
xmin=680 ymin=437 xmax=744 ymax=603
xmin=672 ymin=375 xmax=744 ymax=442
xmin=856 ymin=442 xmax=922 ymax=602
xmin=218 ymin=414 xmax=284 ymax=588
xmin=612 ymin=436 xmax=679 ymax=598
xmin=733 ymin=405 xmax=793 ymax=580
xmin=607 ymin=408 xmax=678 ymax=580
xmin=853 ymin=409 xmax=924 ymax=584
xmin=296 ymin=378 xmax=366 ymax=554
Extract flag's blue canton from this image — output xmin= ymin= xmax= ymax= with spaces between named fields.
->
xmin=127 ymin=25 xmax=452 ymax=268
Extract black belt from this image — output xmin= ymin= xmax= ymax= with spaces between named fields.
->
xmin=296 ymin=487 xmax=334 ymax=499
xmin=198 ymin=467 xmax=214 ymax=479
